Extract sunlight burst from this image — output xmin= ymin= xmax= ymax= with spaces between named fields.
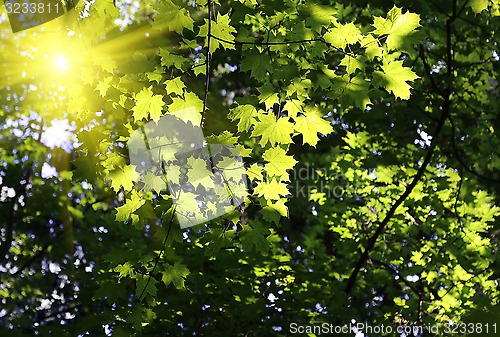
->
xmin=53 ymin=54 xmax=71 ymax=73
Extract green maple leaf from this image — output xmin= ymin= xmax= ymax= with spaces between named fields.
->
xmin=254 ymin=179 xmax=290 ymax=200
xmin=226 ymin=178 xmax=249 ymax=201
xmin=165 ymin=77 xmax=186 ymax=95
xmin=236 ymin=144 xmax=252 ymax=157
xmin=240 ymin=223 xmax=270 ymax=254
xmin=304 ymin=3 xmax=338 ymax=33
xmin=142 ymin=171 xmax=167 ymax=193
xmin=294 ymin=107 xmax=334 ymax=146
xmin=152 ymin=141 xmax=177 ymax=164
xmin=324 ymin=22 xmax=362 ymax=50
xmin=469 ymin=0 xmax=488 ymax=13
xmin=186 ymin=157 xmax=215 ymax=189
xmin=166 ymin=165 xmax=182 ymax=185
xmin=159 ymin=49 xmax=191 ymax=71
xmin=262 ymin=199 xmax=289 ymax=224
xmin=286 ymin=78 xmax=312 ymax=100
xmin=114 ymin=262 xmax=134 ymax=279
xmin=96 ymin=77 xmax=112 ymax=97
xmin=115 ymin=191 xmax=145 ymax=222
xmin=373 ymin=61 xmax=419 ymax=100
xmin=91 ymin=50 xmax=117 ymax=74
xmin=263 ymin=147 xmax=297 ymax=180
xmin=283 ymin=99 xmax=303 ymax=117
xmin=153 ymin=0 xmax=194 ymax=34
xmin=162 ymin=262 xmax=190 ymax=289
xmin=361 ymin=34 xmax=383 ymax=60
xmin=168 ymin=92 xmax=203 ymax=125
xmin=247 ymin=163 xmax=264 ymax=182
xmin=330 ymin=74 xmax=372 ymax=110
xmin=373 ymin=6 xmax=420 ymax=50
xmin=175 ymin=192 xmax=201 ymax=217
xmin=199 ymin=14 xmax=236 ymax=52
xmin=135 ymin=275 xmax=157 ymax=297
xmin=228 ymin=105 xmax=257 ymax=132
xmin=216 ymin=156 xmax=246 ymax=183
xmin=252 ymin=113 xmax=294 ymax=146
xmin=109 ymin=164 xmax=138 ymax=192
xmin=206 ymin=130 xmax=238 ymax=145
xmin=67 ymin=96 xmax=88 ymax=120
xmin=340 ymin=54 xmax=365 ymax=73
xmin=117 ymin=51 xmax=154 ymax=76
xmin=240 ymin=49 xmax=272 ymax=79
xmin=132 ymin=86 xmax=165 ymax=123
xmin=258 ymin=84 xmax=280 ymax=110
xmin=95 ymin=281 xmax=126 ymax=303
xmin=146 ymin=71 xmax=163 ymax=84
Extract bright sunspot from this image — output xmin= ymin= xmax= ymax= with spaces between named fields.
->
xmin=53 ymin=55 xmax=71 ymax=73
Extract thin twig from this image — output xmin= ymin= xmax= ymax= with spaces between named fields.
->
xmin=210 ymin=34 xmax=357 ymax=57
xmin=210 ymin=34 xmax=321 ymax=46
xmin=124 ymin=207 xmax=176 ymax=319
xmin=448 ymin=116 xmax=500 ymax=183
xmin=419 ymin=44 xmax=445 ymax=96
xmin=201 ymin=0 xmax=213 ymax=128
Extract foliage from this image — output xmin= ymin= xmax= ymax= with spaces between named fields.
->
xmin=0 ymin=0 xmax=499 ymax=336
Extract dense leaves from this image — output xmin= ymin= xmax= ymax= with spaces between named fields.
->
xmin=1 ymin=0 xmax=499 ymax=336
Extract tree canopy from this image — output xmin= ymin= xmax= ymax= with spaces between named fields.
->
xmin=1 ymin=0 xmax=499 ymax=336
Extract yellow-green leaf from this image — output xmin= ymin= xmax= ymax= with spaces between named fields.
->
xmin=254 ymin=179 xmax=290 ymax=200
xmin=153 ymin=0 xmax=194 ymax=34
xmin=373 ymin=61 xmax=419 ymax=100
xmin=228 ymin=105 xmax=257 ymax=132
xmin=324 ymin=22 xmax=362 ymax=50
xmin=294 ymin=107 xmax=333 ymax=146
xmin=263 ymin=147 xmax=297 ymax=180
xmin=252 ymin=113 xmax=294 ymax=146
xmin=132 ymin=86 xmax=165 ymax=123
xmin=373 ymin=6 xmax=420 ymax=50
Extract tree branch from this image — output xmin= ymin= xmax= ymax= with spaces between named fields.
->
xmin=209 ymin=34 xmax=356 ymax=57
xmin=344 ymin=2 xmax=459 ymax=295
xmin=124 ymin=206 xmax=176 ymax=320
xmin=12 ymin=240 xmax=51 ymax=277
xmin=371 ymin=259 xmax=421 ymax=296
xmin=344 ymin=107 xmax=448 ymax=294
xmin=210 ymin=34 xmax=322 ymax=46
xmin=448 ymin=115 xmax=500 ymax=183
xmin=201 ymin=0 xmax=213 ymax=128
xmin=419 ymin=44 xmax=445 ymax=96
